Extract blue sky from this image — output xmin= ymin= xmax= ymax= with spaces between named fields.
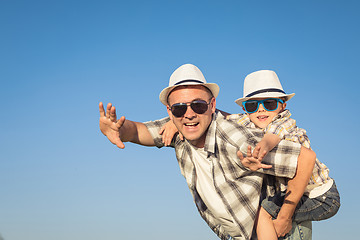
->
xmin=1 ymin=1 xmax=359 ymax=239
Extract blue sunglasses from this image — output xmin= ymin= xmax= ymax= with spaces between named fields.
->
xmin=242 ymin=98 xmax=284 ymax=113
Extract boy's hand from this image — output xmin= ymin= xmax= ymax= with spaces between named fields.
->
xmin=273 ymin=217 xmax=293 ymax=237
xmin=237 ymin=146 xmax=272 ymax=171
xmin=159 ymin=121 xmax=183 ymax=146
xmin=99 ymin=102 xmax=126 ymax=149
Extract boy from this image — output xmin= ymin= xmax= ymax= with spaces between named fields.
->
xmin=160 ymin=70 xmax=340 ymax=239
xmin=233 ymin=70 xmax=340 ymax=239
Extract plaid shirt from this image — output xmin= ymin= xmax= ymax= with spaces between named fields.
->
xmin=144 ymin=111 xmax=301 ymax=240
xmin=231 ymin=110 xmax=331 ymax=191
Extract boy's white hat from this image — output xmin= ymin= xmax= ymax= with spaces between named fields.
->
xmin=159 ymin=64 xmax=220 ymax=105
xmin=235 ymin=70 xmax=295 ymax=106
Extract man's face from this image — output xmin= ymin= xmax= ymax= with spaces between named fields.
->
xmin=167 ymin=85 xmax=216 ymax=148
xmin=245 ymin=98 xmax=286 ymax=129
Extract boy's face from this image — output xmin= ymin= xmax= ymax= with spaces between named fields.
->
xmin=244 ymin=98 xmax=286 ymax=129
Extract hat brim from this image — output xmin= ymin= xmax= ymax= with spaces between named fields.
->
xmin=159 ymin=83 xmax=219 ymax=106
xmin=235 ymin=92 xmax=295 ymax=106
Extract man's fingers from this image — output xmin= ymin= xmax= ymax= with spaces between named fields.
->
xmin=116 ymin=140 xmax=125 ymax=149
xmin=99 ymin=102 xmax=105 ymax=117
xmin=110 ymin=106 xmax=117 ymax=122
xmin=115 ymin=116 xmax=126 ymax=149
xmin=115 ymin=116 xmax=126 ymax=129
xmin=106 ymin=103 xmax=112 ymax=118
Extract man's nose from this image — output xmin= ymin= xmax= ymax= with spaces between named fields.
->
xmin=184 ymin=105 xmax=196 ymax=118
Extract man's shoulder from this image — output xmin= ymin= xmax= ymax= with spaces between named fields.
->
xmin=143 ymin=116 xmax=170 ymax=128
xmin=214 ymin=111 xmax=240 ymax=130
xmin=214 ymin=112 xmax=258 ymax=133
xmin=143 ymin=116 xmax=171 ymax=148
xmin=213 ymin=111 xmax=263 ymax=143
xmin=225 ymin=113 xmax=247 ymax=121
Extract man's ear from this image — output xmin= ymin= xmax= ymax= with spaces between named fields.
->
xmin=210 ymin=97 xmax=216 ymax=113
xmin=166 ymin=106 xmax=173 ymax=121
xmin=282 ymin=102 xmax=287 ymax=111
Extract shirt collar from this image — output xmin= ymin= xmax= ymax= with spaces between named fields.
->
xmin=274 ymin=109 xmax=291 ymax=120
xmin=203 ymin=110 xmax=220 ymax=154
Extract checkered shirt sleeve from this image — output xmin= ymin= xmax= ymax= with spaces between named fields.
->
xmin=143 ymin=116 xmax=170 ymax=148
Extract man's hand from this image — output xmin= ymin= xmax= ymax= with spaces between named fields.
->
xmin=273 ymin=216 xmax=293 ymax=237
xmin=237 ymin=146 xmax=272 ymax=171
xmin=99 ymin=102 xmax=126 ymax=149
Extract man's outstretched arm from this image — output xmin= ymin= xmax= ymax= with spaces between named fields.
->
xmin=99 ymin=102 xmax=156 ymax=148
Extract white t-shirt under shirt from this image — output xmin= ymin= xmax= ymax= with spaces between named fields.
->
xmin=190 ymin=145 xmax=240 ymax=237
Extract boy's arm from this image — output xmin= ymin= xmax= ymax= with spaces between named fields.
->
xmin=159 ymin=120 xmax=183 ymax=146
xmin=255 ymin=133 xmax=281 ymax=157
xmin=273 ymin=146 xmax=316 ymax=237
xmin=99 ymin=102 xmax=156 ymax=148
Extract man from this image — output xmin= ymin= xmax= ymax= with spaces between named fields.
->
xmin=99 ymin=64 xmax=315 ymax=240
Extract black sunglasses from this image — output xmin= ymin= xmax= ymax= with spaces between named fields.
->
xmin=170 ymin=99 xmax=212 ymax=118
xmin=242 ymin=98 xmax=284 ymax=113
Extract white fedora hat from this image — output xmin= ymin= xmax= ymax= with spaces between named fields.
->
xmin=235 ymin=70 xmax=295 ymax=106
xmin=159 ymin=64 xmax=220 ymax=105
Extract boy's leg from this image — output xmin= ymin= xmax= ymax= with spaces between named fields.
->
xmin=261 ymin=192 xmax=312 ymax=239
xmin=293 ymin=181 xmax=340 ymax=222
xmin=256 ymin=207 xmax=277 ymax=240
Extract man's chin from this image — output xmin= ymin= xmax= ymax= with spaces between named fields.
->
xmin=182 ymin=133 xmax=206 ymax=148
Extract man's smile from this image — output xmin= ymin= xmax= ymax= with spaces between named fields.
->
xmin=184 ymin=122 xmax=200 ymax=128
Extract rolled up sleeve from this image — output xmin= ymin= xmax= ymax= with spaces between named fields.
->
xmin=143 ymin=117 xmax=170 ymax=148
